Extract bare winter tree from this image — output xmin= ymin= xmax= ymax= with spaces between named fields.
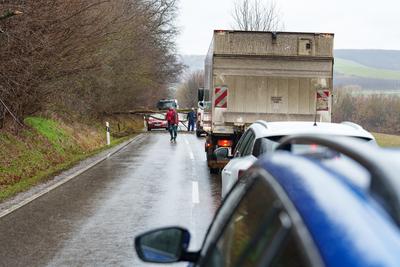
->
xmin=175 ymin=70 xmax=204 ymax=109
xmin=0 ymin=0 xmax=182 ymax=127
xmin=231 ymin=0 xmax=283 ymax=31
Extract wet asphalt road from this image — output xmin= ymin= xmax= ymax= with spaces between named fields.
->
xmin=0 ymin=132 xmax=221 ymax=267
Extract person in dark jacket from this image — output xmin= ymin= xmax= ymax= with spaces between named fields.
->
xmin=187 ymin=108 xmax=196 ymax=132
xmin=166 ymin=107 xmax=179 ymax=142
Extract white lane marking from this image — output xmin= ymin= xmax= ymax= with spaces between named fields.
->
xmin=0 ymin=134 xmax=144 ymax=219
xmin=185 ymin=136 xmax=195 ymax=160
xmin=192 ymin=181 xmax=200 ymax=204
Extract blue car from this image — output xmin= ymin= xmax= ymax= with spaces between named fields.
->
xmin=135 ymin=135 xmax=400 ymax=267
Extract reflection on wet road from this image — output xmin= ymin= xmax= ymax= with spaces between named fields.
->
xmin=0 ymin=132 xmax=221 ymax=266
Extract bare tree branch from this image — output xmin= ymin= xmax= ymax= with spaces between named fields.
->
xmin=231 ymin=0 xmax=284 ymax=31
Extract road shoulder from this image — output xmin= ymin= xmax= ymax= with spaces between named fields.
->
xmin=0 ymin=134 xmax=143 ymax=218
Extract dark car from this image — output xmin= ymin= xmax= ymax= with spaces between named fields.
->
xmin=135 ymin=135 xmax=400 ymax=266
xmin=157 ymin=99 xmax=179 ymax=110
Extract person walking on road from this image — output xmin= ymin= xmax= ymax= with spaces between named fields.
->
xmin=187 ymin=108 xmax=196 ymax=132
xmin=166 ymin=107 xmax=179 ymax=142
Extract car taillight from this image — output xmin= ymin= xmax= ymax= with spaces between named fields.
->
xmin=218 ymin=139 xmax=232 ymax=147
xmin=205 ymin=141 xmax=212 ymax=151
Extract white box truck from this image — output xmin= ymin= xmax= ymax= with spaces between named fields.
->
xmin=204 ymin=30 xmax=334 ymax=172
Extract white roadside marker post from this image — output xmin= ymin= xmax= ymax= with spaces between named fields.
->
xmin=106 ymin=121 xmax=111 ymax=146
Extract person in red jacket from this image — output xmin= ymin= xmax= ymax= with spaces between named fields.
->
xmin=166 ymin=107 xmax=179 ymax=142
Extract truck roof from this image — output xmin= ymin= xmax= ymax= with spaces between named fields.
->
xmin=208 ymin=30 xmax=334 ymax=58
xmin=213 ymin=29 xmax=334 ymax=36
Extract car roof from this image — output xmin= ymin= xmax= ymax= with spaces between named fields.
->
xmin=250 ymin=121 xmax=375 ymax=140
xmin=255 ymin=151 xmax=400 ymax=266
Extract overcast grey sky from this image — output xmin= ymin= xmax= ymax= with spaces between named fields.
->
xmin=177 ymin=0 xmax=400 ymax=55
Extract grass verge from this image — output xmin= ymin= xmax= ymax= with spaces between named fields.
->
xmin=372 ymin=132 xmax=400 ymax=147
xmin=0 ymin=115 xmax=141 ymax=202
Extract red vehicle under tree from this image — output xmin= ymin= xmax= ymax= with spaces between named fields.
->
xmin=146 ymin=115 xmax=168 ymax=131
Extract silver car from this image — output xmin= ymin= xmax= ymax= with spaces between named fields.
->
xmin=220 ymin=121 xmax=376 ymax=198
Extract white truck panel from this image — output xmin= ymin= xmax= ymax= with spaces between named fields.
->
xmin=205 ymin=31 xmax=334 ymax=132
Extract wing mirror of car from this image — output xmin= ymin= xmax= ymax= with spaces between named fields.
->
xmin=135 ymin=227 xmax=197 ymax=263
xmin=214 ymin=147 xmax=232 ymax=160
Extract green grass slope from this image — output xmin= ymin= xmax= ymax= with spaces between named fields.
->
xmin=334 ymin=58 xmax=400 ymax=80
xmin=335 ymin=49 xmax=400 ymax=71
xmin=373 ymin=132 xmax=400 ymax=147
xmin=0 ymin=115 xmax=142 ymax=201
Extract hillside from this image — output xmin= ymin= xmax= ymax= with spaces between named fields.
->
xmin=0 ymin=114 xmax=143 ymax=201
xmin=334 ymin=58 xmax=400 ymax=80
xmin=335 ymin=49 xmax=400 ymax=71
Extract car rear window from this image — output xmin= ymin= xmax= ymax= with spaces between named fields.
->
xmin=260 ymin=135 xmax=373 ymax=157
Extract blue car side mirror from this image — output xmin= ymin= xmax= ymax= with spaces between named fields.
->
xmin=135 ymin=227 xmax=198 ymax=263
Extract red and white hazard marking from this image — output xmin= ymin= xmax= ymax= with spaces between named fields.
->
xmin=214 ymin=87 xmax=228 ymax=108
xmin=316 ymin=89 xmax=330 ymax=111
xmin=317 ymin=90 xmax=330 ymax=99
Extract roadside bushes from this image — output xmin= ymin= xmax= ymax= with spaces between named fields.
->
xmin=333 ymin=88 xmax=400 ymax=135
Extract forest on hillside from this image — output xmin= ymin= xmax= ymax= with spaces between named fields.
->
xmin=0 ymin=1 xmax=182 ymax=129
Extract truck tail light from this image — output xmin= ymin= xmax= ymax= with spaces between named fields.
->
xmin=218 ymin=139 xmax=232 ymax=147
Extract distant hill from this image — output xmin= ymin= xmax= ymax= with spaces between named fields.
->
xmin=181 ymin=50 xmax=400 ymax=90
xmin=335 ymin=49 xmax=400 ymax=71
xmin=334 ymin=50 xmax=400 ymax=90
xmin=334 ymin=58 xmax=400 ymax=80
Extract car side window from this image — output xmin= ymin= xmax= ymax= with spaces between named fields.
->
xmin=233 ymin=132 xmax=246 ymax=157
xmin=237 ymin=130 xmax=255 ymax=157
xmin=252 ymin=138 xmax=263 ymax=157
xmin=202 ymin=178 xmax=281 ymax=267
xmin=252 ymin=137 xmax=280 ymax=157
xmin=234 ymin=131 xmax=250 ymax=157
xmin=270 ymin=232 xmax=308 ymax=267
xmin=242 ymin=131 xmax=255 ymax=156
